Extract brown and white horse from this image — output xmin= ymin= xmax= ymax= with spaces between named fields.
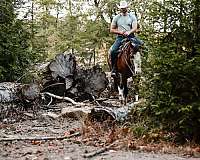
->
xmin=108 ymin=38 xmax=141 ymax=104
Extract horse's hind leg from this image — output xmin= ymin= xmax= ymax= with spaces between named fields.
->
xmin=113 ymin=77 xmax=119 ymax=92
xmin=109 ymin=76 xmax=120 ymax=98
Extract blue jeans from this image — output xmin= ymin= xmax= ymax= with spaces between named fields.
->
xmin=110 ymin=36 xmax=124 ymax=66
xmin=131 ymin=37 xmax=144 ymax=46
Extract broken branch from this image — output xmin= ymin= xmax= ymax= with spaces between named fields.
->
xmin=0 ymin=132 xmax=81 ymax=142
xmin=41 ymin=92 xmax=85 ymax=106
xmin=82 ymin=141 xmax=117 ymax=158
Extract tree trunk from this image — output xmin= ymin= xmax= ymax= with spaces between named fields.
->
xmin=0 ymin=82 xmax=40 ymax=103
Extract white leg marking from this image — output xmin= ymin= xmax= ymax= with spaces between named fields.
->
xmin=118 ymin=86 xmax=125 ymax=102
xmin=135 ymin=95 xmax=139 ymax=102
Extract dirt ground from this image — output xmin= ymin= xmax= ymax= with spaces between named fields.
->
xmin=0 ymin=102 xmax=199 ymax=160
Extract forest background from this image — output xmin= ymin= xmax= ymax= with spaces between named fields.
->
xmin=1 ymin=0 xmax=200 ymax=143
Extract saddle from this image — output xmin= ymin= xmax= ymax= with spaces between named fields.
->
xmin=117 ymin=38 xmax=137 ymax=58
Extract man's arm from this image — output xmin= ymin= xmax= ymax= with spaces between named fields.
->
xmin=110 ymin=24 xmax=124 ymax=35
xmin=110 ymin=15 xmax=124 ymax=35
xmin=130 ymin=21 xmax=138 ymax=34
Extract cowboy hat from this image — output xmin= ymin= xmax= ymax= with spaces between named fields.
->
xmin=117 ymin=0 xmax=130 ymax=9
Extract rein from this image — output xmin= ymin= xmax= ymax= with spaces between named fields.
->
xmin=120 ymin=41 xmax=135 ymax=76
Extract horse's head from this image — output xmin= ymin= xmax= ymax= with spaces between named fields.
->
xmin=121 ymin=38 xmax=142 ymax=72
xmin=120 ymin=38 xmax=137 ymax=58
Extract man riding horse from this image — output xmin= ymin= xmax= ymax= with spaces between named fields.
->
xmin=110 ymin=0 xmax=143 ymax=77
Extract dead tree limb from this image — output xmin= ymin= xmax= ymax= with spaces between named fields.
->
xmin=41 ymin=92 xmax=85 ymax=106
xmin=82 ymin=141 xmax=118 ymax=158
xmin=0 ymin=132 xmax=81 ymax=142
xmin=91 ymin=95 xmax=101 ymax=106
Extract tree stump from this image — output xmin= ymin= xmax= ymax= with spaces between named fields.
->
xmin=42 ymin=52 xmax=108 ymax=101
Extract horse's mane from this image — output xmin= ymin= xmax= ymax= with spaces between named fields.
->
xmin=118 ymin=39 xmax=133 ymax=58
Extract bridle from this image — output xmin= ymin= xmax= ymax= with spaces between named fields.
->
xmin=120 ymin=39 xmax=136 ymax=76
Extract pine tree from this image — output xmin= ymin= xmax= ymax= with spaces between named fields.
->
xmin=0 ymin=0 xmax=35 ymax=81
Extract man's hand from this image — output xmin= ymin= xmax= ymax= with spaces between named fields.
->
xmin=123 ymin=31 xmax=131 ymax=36
xmin=119 ymin=31 xmax=126 ymax=35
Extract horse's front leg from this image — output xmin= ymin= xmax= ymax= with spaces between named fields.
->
xmin=117 ymin=75 xmax=128 ymax=105
xmin=118 ymin=86 xmax=125 ymax=105
xmin=117 ymin=87 xmax=128 ymax=105
xmin=132 ymin=75 xmax=140 ymax=102
xmin=122 ymin=76 xmax=128 ymax=105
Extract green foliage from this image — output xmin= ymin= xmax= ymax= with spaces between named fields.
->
xmin=0 ymin=0 xmax=36 ymax=81
xmin=131 ymin=120 xmax=150 ymax=138
xmin=143 ymin=44 xmax=200 ymax=141
xmin=135 ymin=0 xmax=200 ymax=142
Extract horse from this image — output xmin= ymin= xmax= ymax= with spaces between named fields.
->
xmin=108 ymin=38 xmax=142 ymax=105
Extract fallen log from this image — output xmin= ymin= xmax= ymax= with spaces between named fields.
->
xmin=88 ymin=100 xmax=144 ymax=122
xmin=0 ymin=82 xmax=19 ymax=102
xmin=0 ymin=52 xmax=108 ymax=104
xmin=0 ymin=82 xmax=40 ymax=103
xmin=61 ymin=106 xmax=92 ymax=119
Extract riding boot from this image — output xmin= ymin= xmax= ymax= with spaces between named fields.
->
xmin=132 ymin=43 xmax=139 ymax=52
xmin=111 ymin=57 xmax=118 ymax=77
xmin=135 ymin=46 xmax=140 ymax=53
